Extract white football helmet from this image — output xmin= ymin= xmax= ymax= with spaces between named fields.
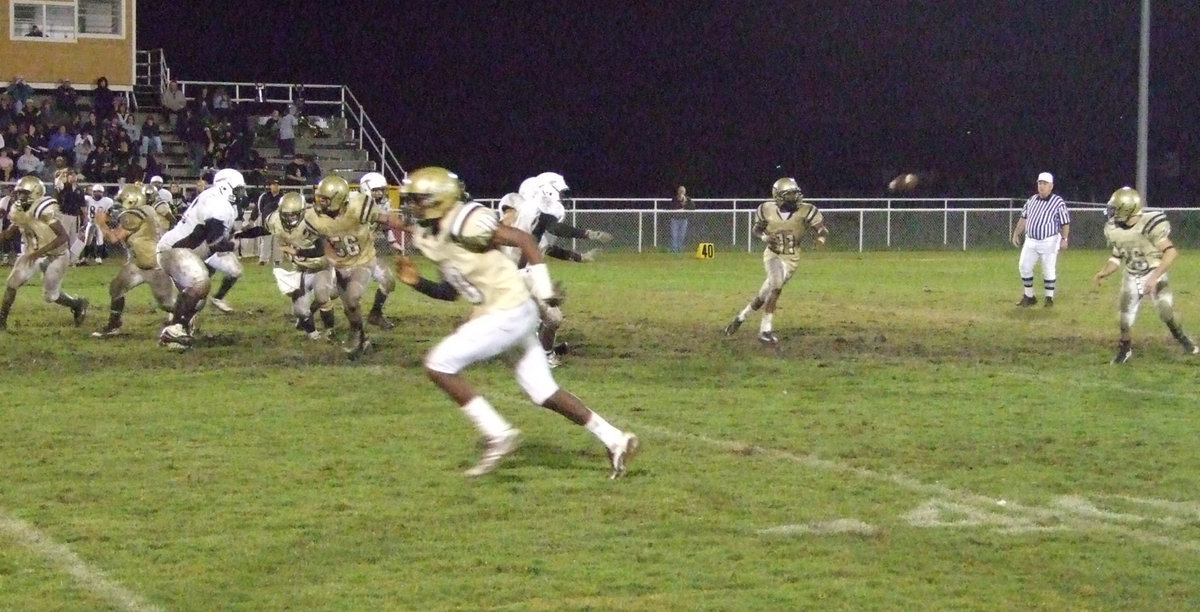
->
xmin=213 ymin=168 xmax=246 ymax=203
xmin=359 ymin=172 xmax=387 ymax=203
xmin=360 ymin=172 xmax=386 ymax=192
xmin=535 ymin=172 xmax=569 ymax=194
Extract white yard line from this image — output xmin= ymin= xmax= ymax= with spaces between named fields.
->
xmin=636 ymin=423 xmax=1200 ymax=554
xmin=0 ymin=507 xmax=163 ymax=612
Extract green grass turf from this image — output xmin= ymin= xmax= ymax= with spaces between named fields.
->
xmin=2 ymin=249 xmax=1199 ymax=611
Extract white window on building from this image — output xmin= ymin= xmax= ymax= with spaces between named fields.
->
xmin=11 ymin=2 xmax=77 ymax=41
xmin=78 ymin=0 xmax=122 ymax=37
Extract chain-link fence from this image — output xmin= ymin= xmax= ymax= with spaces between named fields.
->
xmin=471 ymin=198 xmax=1200 ymax=253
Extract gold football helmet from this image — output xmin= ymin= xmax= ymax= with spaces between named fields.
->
xmin=400 ymin=167 xmax=464 ymax=221
xmin=772 ymin=177 xmax=802 ymax=207
xmin=116 ymin=183 xmax=148 ymax=209
xmin=278 ymin=192 xmax=306 ymax=230
xmin=314 ymin=176 xmax=351 ymax=216
xmin=1107 ymin=187 xmax=1143 ymax=227
xmin=139 ymin=182 xmax=165 ymax=207
xmin=13 ymin=175 xmax=46 ymax=210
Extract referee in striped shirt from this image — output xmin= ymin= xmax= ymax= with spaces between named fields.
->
xmin=1011 ymin=172 xmax=1070 ymax=307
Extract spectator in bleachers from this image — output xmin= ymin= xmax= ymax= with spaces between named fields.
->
xmin=194 ymin=86 xmax=212 ymax=118
xmin=78 ymin=110 xmax=99 ymax=138
xmin=32 ymin=98 xmax=59 ymax=133
xmin=0 ymin=148 xmax=13 ymax=181
xmin=54 ymin=79 xmax=79 ymax=114
xmin=211 ymin=86 xmax=231 ymax=118
xmin=140 ymin=115 xmax=163 ymax=159
xmin=73 ymin=129 xmax=95 ymax=167
xmin=24 ymin=122 xmax=47 ymax=153
xmin=161 ymin=80 xmax=187 ymax=127
xmin=0 ymin=96 xmax=15 ymax=132
xmin=282 ymin=153 xmax=306 ymax=186
xmin=48 ymin=124 xmax=74 ymax=166
xmin=303 ymin=154 xmax=322 ymax=184
xmin=112 ymin=134 xmax=135 ymax=176
xmin=5 ymin=76 xmax=33 ymax=113
xmin=243 ymin=149 xmax=267 ymax=186
xmin=17 ymin=145 xmax=42 ymax=176
xmin=114 ymin=98 xmax=138 ymax=141
xmin=178 ymin=108 xmax=207 ymax=174
xmin=83 ymin=142 xmax=115 ymax=182
xmin=4 ymin=124 xmax=20 ymax=154
xmin=276 ymin=104 xmax=298 ymax=157
xmin=92 ymin=76 xmax=115 ymax=121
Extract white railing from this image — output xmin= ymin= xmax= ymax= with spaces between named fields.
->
xmin=461 ymin=198 xmax=1189 ymax=253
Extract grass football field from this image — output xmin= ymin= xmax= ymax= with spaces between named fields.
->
xmin=2 ymin=249 xmax=1199 ymax=611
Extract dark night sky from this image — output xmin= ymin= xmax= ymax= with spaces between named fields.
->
xmin=138 ymin=2 xmax=1200 ymax=201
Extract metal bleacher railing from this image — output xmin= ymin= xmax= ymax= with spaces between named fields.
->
xmin=134 ymin=48 xmax=406 ymax=185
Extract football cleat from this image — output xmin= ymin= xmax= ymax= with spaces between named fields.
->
xmin=607 ymin=432 xmax=639 ymax=479
xmin=210 ymin=298 xmax=234 ymax=313
xmin=343 ymin=336 xmax=373 ymax=361
xmin=545 ymin=350 xmax=561 ymax=369
xmin=307 ymin=330 xmax=323 ymax=341
xmin=367 ymin=311 xmax=395 ymax=330
xmin=758 ymin=330 xmax=780 ymax=345
xmin=465 ymin=428 xmax=521 ymax=477
xmin=90 ymin=326 xmax=121 ymax=338
xmin=552 ymin=342 xmax=569 ymax=356
xmin=71 ymin=298 xmax=89 ymax=326
xmin=1043 ymin=296 xmax=1054 ymax=308
xmin=1182 ymin=337 xmax=1199 ymax=355
xmin=1016 ymin=295 xmax=1037 ymax=307
xmin=1111 ymin=341 xmax=1133 ymax=364
xmin=158 ymin=323 xmax=194 ymax=349
xmin=723 ymin=317 xmax=743 ymax=336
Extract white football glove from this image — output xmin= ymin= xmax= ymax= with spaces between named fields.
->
xmin=580 ymin=248 xmax=601 ymax=263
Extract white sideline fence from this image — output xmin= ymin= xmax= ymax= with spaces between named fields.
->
xmin=9 ymin=183 xmax=1200 ymax=253
xmin=468 ymin=197 xmax=1182 ymax=253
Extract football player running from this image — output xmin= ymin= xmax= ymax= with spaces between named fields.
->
xmin=500 ymin=172 xmax=614 ymax=367
xmin=723 ymin=177 xmax=828 ymax=344
xmin=302 ymin=175 xmax=381 ymax=360
xmin=91 ymin=183 xmax=177 ymax=337
xmin=360 ymin=172 xmax=398 ymax=330
xmin=0 ymin=175 xmax=89 ymax=330
xmin=1094 ymin=187 xmax=1198 ymax=364
xmin=155 ymin=168 xmax=243 ymax=348
xmin=381 ymin=166 xmax=638 ymax=479
xmin=235 ymin=191 xmax=337 ymax=339
xmin=511 ymin=172 xmax=614 ymax=262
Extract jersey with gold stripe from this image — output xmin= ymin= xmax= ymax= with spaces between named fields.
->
xmin=7 ymin=197 xmax=66 ymax=256
xmin=302 ymin=191 xmax=378 ymax=268
xmin=412 ymin=201 xmax=530 ymax=318
xmin=267 ymin=210 xmax=327 ymax=272
xmin=118 ymin=204 xmax=166 ymax=270
xmin=753 ymin=200 xmax=824 ymax=264
xmin=1104 ymin=211 xmax=1171 ymax=276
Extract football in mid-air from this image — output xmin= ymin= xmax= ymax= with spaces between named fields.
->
xmin=888 ymin=173 xmax=919 ymax=193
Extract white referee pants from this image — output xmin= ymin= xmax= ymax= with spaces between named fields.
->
xmin=1018 ymin=235 xmax=1061 ymax=294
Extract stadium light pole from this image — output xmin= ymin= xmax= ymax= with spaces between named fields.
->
xmin=1136 ymin=0 xmax=1149 ymax=198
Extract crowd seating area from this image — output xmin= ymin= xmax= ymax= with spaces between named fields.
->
xmin=2 ymin=76 xmax=375 ymax=192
